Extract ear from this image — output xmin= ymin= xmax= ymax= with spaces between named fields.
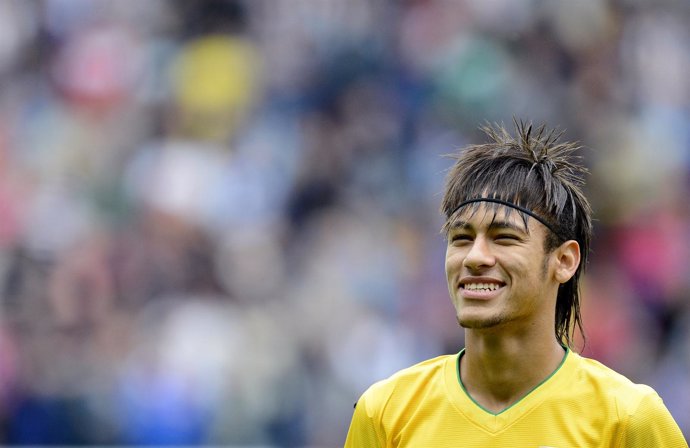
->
xmin=553 ymin=240 xmax=580 ymax=284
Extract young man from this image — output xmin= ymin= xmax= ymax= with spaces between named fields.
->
xmin=344 ymin=122 xmax=688 ymax=447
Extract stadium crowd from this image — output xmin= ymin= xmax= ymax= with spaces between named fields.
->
xmin=0 ymin=0 xmax=688 ymax=445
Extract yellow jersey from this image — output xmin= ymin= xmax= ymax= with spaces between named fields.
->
xmin=345 ymin=349 xmax=687 ymax=447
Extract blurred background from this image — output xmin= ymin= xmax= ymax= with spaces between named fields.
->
xmin=0 ymin=0 xmax=688 ymax=446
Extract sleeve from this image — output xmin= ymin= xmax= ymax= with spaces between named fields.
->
xmin=344 ymin=390 xmax=386 ymax=448
xmin=619 ymin=391 xmax=688 ymax=448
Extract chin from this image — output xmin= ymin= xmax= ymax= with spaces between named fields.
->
xmin=457 ymin=313 xmax=506 ymax=329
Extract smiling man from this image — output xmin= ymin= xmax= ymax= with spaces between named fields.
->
xmin=344 ymin=121 xmax=688 ymax=447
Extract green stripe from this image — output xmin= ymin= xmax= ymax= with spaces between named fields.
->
xmin=455 ymin=346 xmax=569 ymax=416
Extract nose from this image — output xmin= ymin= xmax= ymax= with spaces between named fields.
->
xmin=463 ymin=236 xmax=496 ymax=270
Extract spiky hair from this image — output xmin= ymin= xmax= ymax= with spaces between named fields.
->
xmin=441 ymin=120 xmax=593 ymax=347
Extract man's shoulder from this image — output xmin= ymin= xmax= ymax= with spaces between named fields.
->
xmin=571 ymin=353 xmax=687 ymax=445
xmin=360 ymin=354 xmax=455 ymax=406
xmin=571 ymin=352 xmax=661 ymax=412
xmin=391 ymin=353 xmax=455 ymax=377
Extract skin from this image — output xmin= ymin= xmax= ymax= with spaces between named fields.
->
xmin=445 ymin=204 xmax=580 ymax=413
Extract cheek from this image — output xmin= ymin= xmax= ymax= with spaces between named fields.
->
xmin=445 ymin=248 xmax=463 ymax=277
xmin=540 ymin=255 xmax=551 ymax=280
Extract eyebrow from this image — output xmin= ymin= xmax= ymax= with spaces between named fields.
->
xmin=450 ymin=219 xmax=529 ymax=234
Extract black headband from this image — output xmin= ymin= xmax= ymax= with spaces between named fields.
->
xmin=451 ymin=197 xmax=565 ymax=239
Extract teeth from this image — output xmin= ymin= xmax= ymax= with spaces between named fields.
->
xmin=464 ymin=283 xmax=501 ymax=291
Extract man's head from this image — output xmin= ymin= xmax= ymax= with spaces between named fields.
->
xmin=441 ymin=120 xmax=593 ymax=347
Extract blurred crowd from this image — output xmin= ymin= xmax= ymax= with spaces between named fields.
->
xmin=0 ymin=0 xmax=688 ymax=445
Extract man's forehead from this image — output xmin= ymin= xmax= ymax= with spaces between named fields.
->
xmin=449 ymin=204 xmax=531 ymax=231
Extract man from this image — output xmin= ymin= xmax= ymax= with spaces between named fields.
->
xmin=344 ymin=121 xmax=688 ymax=447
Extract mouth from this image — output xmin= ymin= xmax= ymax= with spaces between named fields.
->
xmin=460 ymin=282 xmax=505 ymax=292
xmin=458 ymin=280 xmax=506 ymax=299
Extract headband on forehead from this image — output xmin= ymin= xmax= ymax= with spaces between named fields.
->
xmin=450 ymin=197 xmax=565 ymax=239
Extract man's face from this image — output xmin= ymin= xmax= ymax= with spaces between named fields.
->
xmin=444 ymin=204 xmax=559 ymax=331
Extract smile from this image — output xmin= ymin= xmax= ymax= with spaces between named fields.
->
xmin=462 ymin=283 xmax=502 ymax=291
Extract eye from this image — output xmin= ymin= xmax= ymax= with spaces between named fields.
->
xmin=450 ymin=234 xmax=472 ymax=244
xmin=495 ymin=234 xmax=521 ymax=243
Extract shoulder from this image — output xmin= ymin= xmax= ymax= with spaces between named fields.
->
xmin=570 ymin=352 xmax=659 ymax=412
xmin=357 ymin=354 xmax=454 ymax=415
xmin=571 ymin=353 xmax=687 ymax=446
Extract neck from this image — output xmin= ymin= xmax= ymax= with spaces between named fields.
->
xmin=460 ymin=329 xmax=566 ymax=413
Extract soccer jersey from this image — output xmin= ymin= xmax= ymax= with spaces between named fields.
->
xmin=345 ymin=349 xmax=688 ymax=447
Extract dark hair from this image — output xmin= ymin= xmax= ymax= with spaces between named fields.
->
xmin=441 ymin=120 xmax=593 ymax=348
